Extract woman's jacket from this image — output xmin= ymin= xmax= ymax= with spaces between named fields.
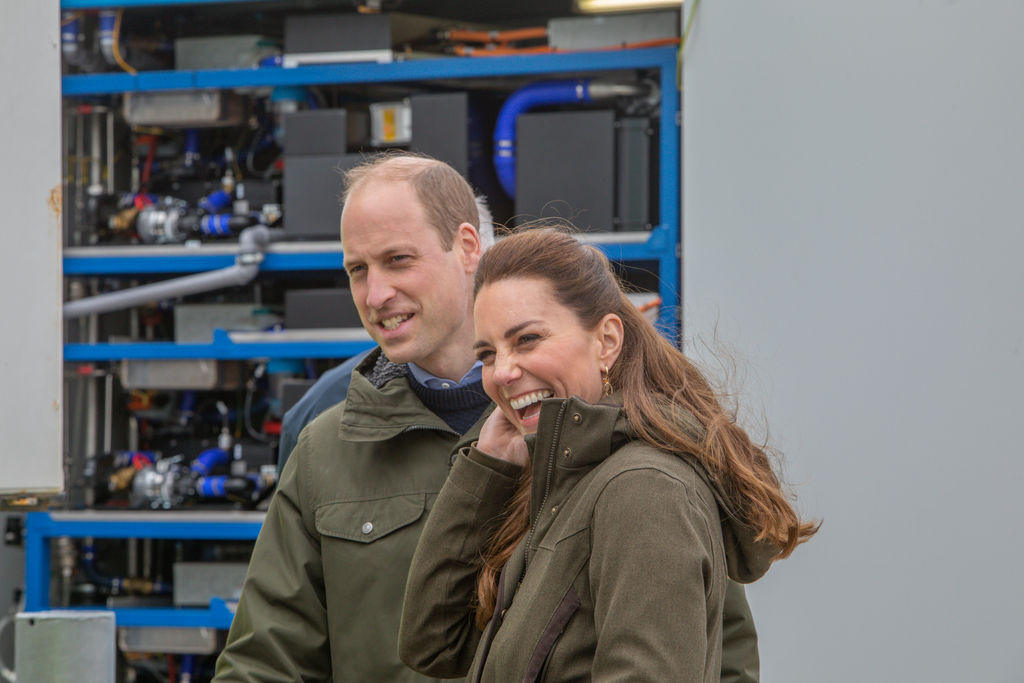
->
xmin=399 ymin=396 xmax=779 ymax=682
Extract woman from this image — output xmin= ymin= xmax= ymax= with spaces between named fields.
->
xmin=399 ymin=228 xmax=817 ymax=681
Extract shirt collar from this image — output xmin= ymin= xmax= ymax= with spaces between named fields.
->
xmin=406 ymin=360 xmax=483 ymax=390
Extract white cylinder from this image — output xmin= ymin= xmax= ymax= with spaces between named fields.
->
xmin=15 ymin=611 xmax=115 ymax=683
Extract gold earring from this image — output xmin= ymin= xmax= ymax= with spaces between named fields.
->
xmin=601 ymin=366 xmax=612 ymax=397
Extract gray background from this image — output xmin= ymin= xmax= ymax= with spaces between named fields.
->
xmin=682 ymin=1 xmax=1024 ymax=681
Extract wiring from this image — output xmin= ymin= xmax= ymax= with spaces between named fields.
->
xmin=61 ymin=11 xmax=84 ymax=26
xmin=111 ymin=9 xmax=138 ymax=75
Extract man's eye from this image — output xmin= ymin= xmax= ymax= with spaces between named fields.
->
xmin=390 ymin=254 xmax=411 ymax=264
xmin=346 ymin=265 xmax=366 ymax=277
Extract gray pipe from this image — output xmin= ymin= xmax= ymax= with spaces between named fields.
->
xmin=63 ymin=226 xmax=278 ymax=320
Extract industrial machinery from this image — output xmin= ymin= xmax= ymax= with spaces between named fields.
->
xmin=3 ymin=5 xmax=682 ymax=682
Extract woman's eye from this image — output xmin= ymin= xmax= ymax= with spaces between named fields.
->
xmin=476 ymin=349 xmax=495 ymax=364
xmin=517 ymin=334 xmax=540 ymax=346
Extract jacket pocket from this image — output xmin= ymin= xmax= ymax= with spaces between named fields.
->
xmin=314 ymin=494 xmax=426 ymax=543
xmin=523 ymin=586 xmax=581 ymax=683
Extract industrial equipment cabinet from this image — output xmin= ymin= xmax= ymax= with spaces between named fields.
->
xmin=40 ymin=0 xmax=682 ymax=636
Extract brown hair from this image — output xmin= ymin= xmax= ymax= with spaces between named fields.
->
xmin=341 ymin=152 xmax=479 ymax=249
xmin=472 ymin=226 xmax=818 ymax=628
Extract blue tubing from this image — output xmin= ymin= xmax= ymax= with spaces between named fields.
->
xmin=191 ymin=447 xmax=229 ymax=476
xmin=200 ymin=213 xmax=233 ymax=236
xmin=493 ymin=79 xmax=592 ymax=198
xmin=199 ymin=189 xmax=232 ymax=213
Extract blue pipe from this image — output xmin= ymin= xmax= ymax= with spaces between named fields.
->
xmin=199 ymin=189 xmax=232 ymax=213
xmin=184 ymin=129 xmax=200 ymax=169
xmin=181 ymin=654 xmax=196 ymax=682
xmin=190 ymin=447 xmax=229 ymax=476
xmin=200 ymin=213 xmax=233 ymax=236
xmin=493 ymin=79 xmax=592 ymax=198
xmin=196 ymin=474 xmax=263 ymax=499
xmin=61 ymin=13 xmax=81 ymax=63
xmin=98 ymin=10 xmax=118 ymax=67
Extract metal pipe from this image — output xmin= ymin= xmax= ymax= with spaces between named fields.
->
xmin=62 ymin=226 xmax=278 ymax=320
xmin=89 ymin=113 xmax=103 ymax=197
xmin=103 ymin=372 xmax=113 ymax=454
xmin=106 ymin=109 xmax=115 ymax=194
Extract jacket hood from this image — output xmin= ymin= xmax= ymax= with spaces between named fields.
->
xmin=529 ymin=395 xmax=779 ymax=584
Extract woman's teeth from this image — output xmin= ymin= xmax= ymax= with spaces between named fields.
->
xmin=381 ymin=314 xmax=412 ymax=330
xmin=509 ymin=390 xmax=553 ymax=411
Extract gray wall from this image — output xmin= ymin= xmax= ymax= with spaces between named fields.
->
xmin=682 ymin=2 xmax=1024 ymax=681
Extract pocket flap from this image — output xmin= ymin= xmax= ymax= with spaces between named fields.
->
xmin=315 ymin=494 xmax=426 ymax=543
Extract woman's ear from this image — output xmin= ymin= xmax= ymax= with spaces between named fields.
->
xmin=596 ymin=313 xmax=624 ymax=368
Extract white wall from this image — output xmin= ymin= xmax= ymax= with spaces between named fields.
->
xmin=0 ymin=2 xmax=63 ymax=494
xmin=682 ymin=2 xmax=1024 ymax=681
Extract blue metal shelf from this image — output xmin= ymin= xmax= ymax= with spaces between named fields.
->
xmin=63 ymin=0 xmax=256 ymax=7
xmin=24 ymin=511 xmax=262 ymax=628
xmin=63 ymin=246 xmax=344 ymax=275
xmin=65 ymin=329 xmax=374 ymax=361
xmin=63 ymin=47 xmax=677 ymax=95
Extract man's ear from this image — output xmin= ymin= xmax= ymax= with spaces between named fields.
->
xmin=454 ymin=222 xmax=483 ymax=273
xmin=596 ymin=313 xmax=624 ymax=368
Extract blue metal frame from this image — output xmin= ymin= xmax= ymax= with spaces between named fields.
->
xmin=65 ymin=329 xmax=375 ymax=361
xmin=62 ymin=0 xmax=256 ymax=7
xmin=24 ymin=511 xmax=262 ymax=628
xmin=62 ymin=46 xmax=680 ymax=336
xmin=63 ymin=47 xmax=676 ymax=95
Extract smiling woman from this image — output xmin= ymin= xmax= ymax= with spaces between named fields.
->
xmin=400 ymin=226 xmax=819 ymax=682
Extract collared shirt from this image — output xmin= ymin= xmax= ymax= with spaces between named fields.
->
xmin=406 ymin=361 xmax=483 ymax=390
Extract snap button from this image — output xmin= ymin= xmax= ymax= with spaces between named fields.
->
xmin=562 ymin=447 xmax=572 ymax=458
xmin=361 ymin=522 xmax=374 ymax=535
xmin=550 ymin=505 xmax=559 ymax=514
xmin=571 ymin=413 xmax=582 ymax=424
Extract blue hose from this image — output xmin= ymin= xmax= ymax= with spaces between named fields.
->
xmin=191 ymin=447 xmax=229 ymax=476
xmin=493 ymin=79 xmax=592 ymax=198
xmin=199 ymin=189 xmax=232 ymax=213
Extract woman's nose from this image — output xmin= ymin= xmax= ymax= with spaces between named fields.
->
xmin=491 ymin=353 xmax=521 ymax=385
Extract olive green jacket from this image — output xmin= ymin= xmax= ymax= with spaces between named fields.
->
xmin=214 ymin=351 xmax=485 ymax=682
xmin=400 ymin=397 xmax=778 ymax=682
xmin=215 ymin=352 xmax=762 ymax=681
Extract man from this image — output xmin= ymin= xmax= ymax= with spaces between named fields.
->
xmin=214 ymin=153 xmax=759 ymax=682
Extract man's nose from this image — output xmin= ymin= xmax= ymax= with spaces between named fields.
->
xmin=364 ymin=270 xmax=396 ymax=310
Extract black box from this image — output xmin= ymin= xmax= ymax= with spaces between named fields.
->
xmin=281 ymin=379 xmax=316 ymax=416
xmin=410 ymin=92 xmax=468 ymax=177
xmin=284 ymin=109 xmax=348 ymax=156
xmin=285 ymin=288 xmax=362 ymax=330
xmin=284 ymin=13 xmax=391 ymax=61
xmin=283 ymin=154 xmax=362 ymax=238
xmin=515 ymin=109 xmax=615 ymax=232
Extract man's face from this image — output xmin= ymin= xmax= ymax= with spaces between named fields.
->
xmin=341 ymin=180 xmax=478 ymax=377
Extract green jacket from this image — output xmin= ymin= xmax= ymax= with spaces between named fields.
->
xmin=400 ymin=397 xmax=778 ymax=682
xmin=215 ymin=352 xmax=762 ymax=681
xmin=214 ymin=351 xmax=485 ymax=682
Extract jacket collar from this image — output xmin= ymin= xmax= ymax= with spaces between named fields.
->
xmin=526 ymin=394 xmax=780 ymax=583
xmin=335 ymin=347 xmax=456 ymax=442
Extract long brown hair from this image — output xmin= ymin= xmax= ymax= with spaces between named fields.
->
xmin=472 ymin=227 xmax=818 ymax=628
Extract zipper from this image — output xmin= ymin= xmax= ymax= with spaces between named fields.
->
xmin=521 ymin=400 xmax=568 ymax=581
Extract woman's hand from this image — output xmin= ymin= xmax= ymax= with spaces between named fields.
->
xmin=477 ymin=408 xmax=529 ymax=467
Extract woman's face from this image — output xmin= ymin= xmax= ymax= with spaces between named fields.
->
xmin=473 ymin=277 xmax=622 ymax=435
